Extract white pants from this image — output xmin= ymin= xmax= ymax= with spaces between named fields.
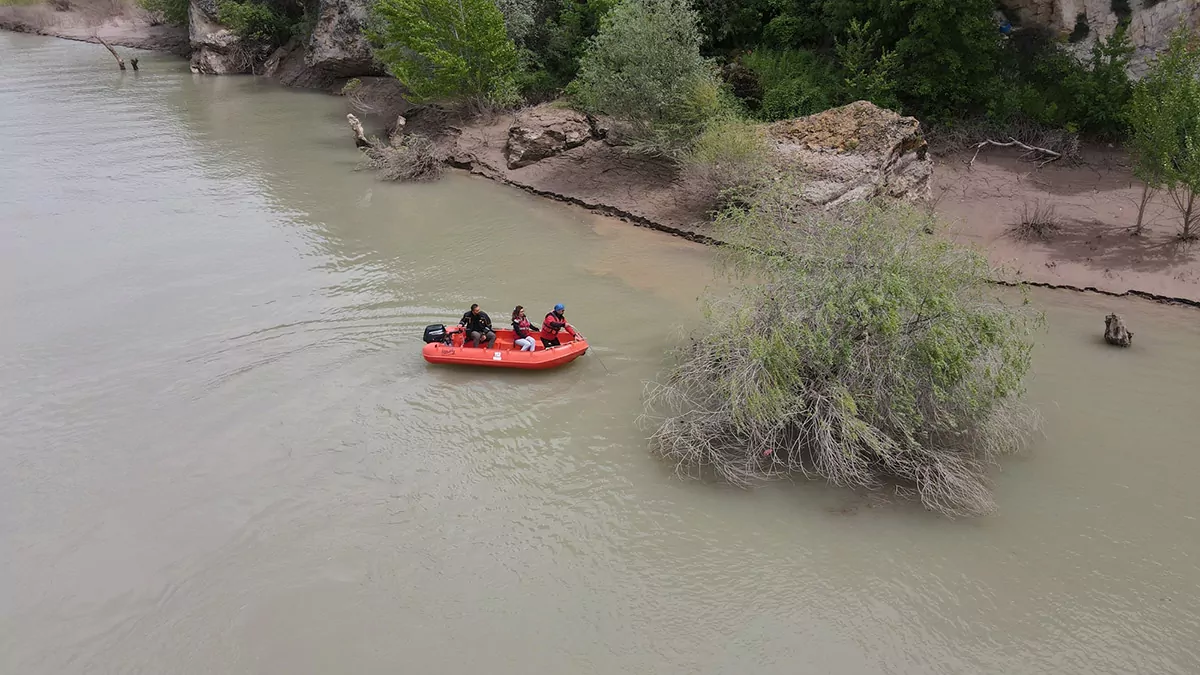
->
xmin=515 ymin=336 xmax=536 ymax=351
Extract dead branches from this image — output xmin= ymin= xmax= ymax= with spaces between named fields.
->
xmin=969 ymin=137 xmax=1063 ymax=169
xmin=94 ymin=35 xmax=125 ymax=71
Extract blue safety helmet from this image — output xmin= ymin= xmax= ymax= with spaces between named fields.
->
xmin=554 ymin=303 xmax=565 ymax=312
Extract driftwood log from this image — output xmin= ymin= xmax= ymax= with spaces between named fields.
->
xmin=1104 ymin=313 xmax=1133 ymax=347
xmin=346 ymin=113 xmax=373 ymax=149
xmin=95 ymin=35 xmax=125 ymax=71
xmin=969 ymin=137 xmax=1062 ymax=169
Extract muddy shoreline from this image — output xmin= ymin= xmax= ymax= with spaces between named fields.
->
xmin=5 ymin=22 xmax=1198 ymax=310
xmin=0 ymin=11 xmax=189 ymax=56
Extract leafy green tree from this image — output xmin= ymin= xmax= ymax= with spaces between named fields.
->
xmin=572 ymin=0 xmax=721 ymax=151
xmin=890 ymin=0 xmax=1001 ymax=120
xmin=138 ymin=0 xmax=190 ymax=27
xmin=218 ymin=0 xmax=292 ymax=46
xmin=835 ymin=18 xmax=899 ymax=111
xmin=1129 ymin=25 xmax=1200 ymax=238
xmin=369 ymin=0 xmax=519 ymax=104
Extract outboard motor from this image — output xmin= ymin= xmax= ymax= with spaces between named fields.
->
xmin=423 ymin=323 xmax=451 ymax=345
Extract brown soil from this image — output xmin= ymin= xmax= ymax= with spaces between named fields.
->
xmin=440 ymin=111 xmax=718 ymax=242
xmin=442 ymin=114 xmax=1200 ymax=306
xmin=935 ymin=148 xmax=1200 ymax=304
xmin=0 ymin=4 xmax=189 ymax=57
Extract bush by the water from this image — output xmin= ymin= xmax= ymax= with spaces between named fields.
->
xmin=361 ymin=134 xmax=445 ymax=182
xmin=643 ymin=182 xmax=1043 ymax=517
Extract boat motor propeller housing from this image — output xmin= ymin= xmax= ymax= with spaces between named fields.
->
xmin=423 ymin=324 xmax=451 ymax=345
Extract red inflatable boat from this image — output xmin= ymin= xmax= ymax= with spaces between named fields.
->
xmin=422 ymin=326 xmax=589 ymax=370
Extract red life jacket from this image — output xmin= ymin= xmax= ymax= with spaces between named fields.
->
xmin=539 ymin=311 xmax=571 ymax=341
xmin=513 ymin=317 xmax=535 ymax=338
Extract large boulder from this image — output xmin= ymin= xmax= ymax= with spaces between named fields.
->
xmin=505 ymin=106 xmax=595 ymax=169
xmin=767 ymin=100 xmax=932 ymax=207
xmin=188 ymin=0 xmax=251 ymax=74
xmin=305 ymin=0 xmax=382 ymax=77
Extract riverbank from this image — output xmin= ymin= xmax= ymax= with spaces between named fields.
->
xmin=5 ymin=22 xmax=1198 ymax=308
xmin=440 ymin=108 xmax=1200 ymax=307
xmin=0 ymin=5 xmax=188 ymax=56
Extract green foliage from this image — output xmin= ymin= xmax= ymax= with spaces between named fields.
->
xmin=742 ymin=48 xmax=839 ymax=120
xmin=683 ymin=114 xmax=769 ymax=190
xmin=369 ymin=0 xmax=519 ymax=104
xmin=995 ymin=25 xmax=1133 ymax=137
xmin=645 ymin=182 xmax=1043 ymax=516
xmin=137 ymin=0 xmax=190 ymax=26
xmin=572 ymin=0 xmax=723 ymax=153
xmin=890 ymin=0 xmax=1002 ymax=121
xmin=835 ymin=18 xmax=899 ymax=111
xmin=218 ymin=0 xmax=292 ymax=45
xmin=1129 ymin=26 xmax=1200 ymax=238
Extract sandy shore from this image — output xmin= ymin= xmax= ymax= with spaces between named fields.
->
xmin=6 ymin=21 xmax=1197 ymax=306
xmin=936 ymin=149 xmax=1200 ymax=305
xmin=442 ymin=112 xmax=1200 ymax=306
xmin=0 ymin=6 xmax=188 ymax=56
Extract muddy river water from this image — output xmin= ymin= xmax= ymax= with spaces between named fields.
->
xmin=2 ymin=33 xmax=1198 ymax=674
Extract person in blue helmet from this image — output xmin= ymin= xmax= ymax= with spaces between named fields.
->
xmin=538 ymin=303 xmax=577 ymax=349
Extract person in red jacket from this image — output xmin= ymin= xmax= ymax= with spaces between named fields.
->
xmin=539 ymin=303 xmax=576 ymax=349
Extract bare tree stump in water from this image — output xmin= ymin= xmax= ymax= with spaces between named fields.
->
xmin=95 ymin=35 xmax=125 ymax=71
xmin=1104 ymin=313 xmax=1133 ymax=347
xmin=346 ymin=114 xmax=373 ymax=149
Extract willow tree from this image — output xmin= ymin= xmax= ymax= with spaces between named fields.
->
xmin=369 ymin=0 xmax=519 ymax=104
xmin=643 ymin=182 xmax=1043 ymax=517
xmin=1129 ymin=25 xmax=1200 ymax=238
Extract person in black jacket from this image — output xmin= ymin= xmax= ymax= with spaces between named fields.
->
xmin=459 ymin=303 xmax=495 ymax=348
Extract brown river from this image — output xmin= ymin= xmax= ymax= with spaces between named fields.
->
xmin=2 ymin=33 xmax=1199 ymax=674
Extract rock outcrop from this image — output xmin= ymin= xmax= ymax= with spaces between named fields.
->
xmin=188 ymin=0 xmax=249 ymax=74
xmin=192 ymin=0 xmax=383 ymax=81
xmin=767 ymin=100 xmax=932 ymax=207
xmin=305 ymin=0 xmax=381 ymax=77
xmin=505 ymin=107 xmax=594 ymax=169
xmin=1001 ymin=0 xmax=1200 ymax=77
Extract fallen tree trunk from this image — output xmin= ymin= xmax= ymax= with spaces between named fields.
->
xmin=94 ymin=35 xmax=125 ymax=71
xmin=969 ymin=137 xmax=1062 ymax=169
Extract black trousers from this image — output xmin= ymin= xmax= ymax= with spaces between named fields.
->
xmin=541 ymin=337 xmax=560 ymax=349
xmin=469 ymin=330 xmax=496 ymax=348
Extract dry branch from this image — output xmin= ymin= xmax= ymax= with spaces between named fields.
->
xmin=94 ymin=35 xmax=125 ymax=71
xmin=968 ymin=137 xmax=1062 ymax=169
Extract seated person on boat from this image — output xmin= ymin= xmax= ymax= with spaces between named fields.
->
xmin=460 ymin=303 xmax=496 ymax=348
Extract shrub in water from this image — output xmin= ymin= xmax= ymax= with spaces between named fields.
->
xmin=643 ymin=181 xmax=1043 ymax=517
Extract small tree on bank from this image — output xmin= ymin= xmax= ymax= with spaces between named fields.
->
xmin=1129 ymin=25 xmax=1200 ymax=239
xmin=642 ymin=183 xmax=1043 ymax=517
xmin=369 ymin=0 xmax=519 ymax=105
xmin=571 ymin=0 xmax=725 ymax=155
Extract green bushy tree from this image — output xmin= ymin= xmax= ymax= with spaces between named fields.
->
xmin=369 ymin=0 xmax=519 ymax=104
xmin=217 ymin=0 xmax=292 ymax=46
xmin=835 ymin=18 xmax=899 ymax=111
xmin=1129 ymin=26 xmax=1200 ymax=239
xmin=572 ymin=0 xmax=724 ymax=152
xmin=138 ymin=0 xmax=190 ymax=26
xmin=644 ymin=183 xmax=1043 ymax=517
